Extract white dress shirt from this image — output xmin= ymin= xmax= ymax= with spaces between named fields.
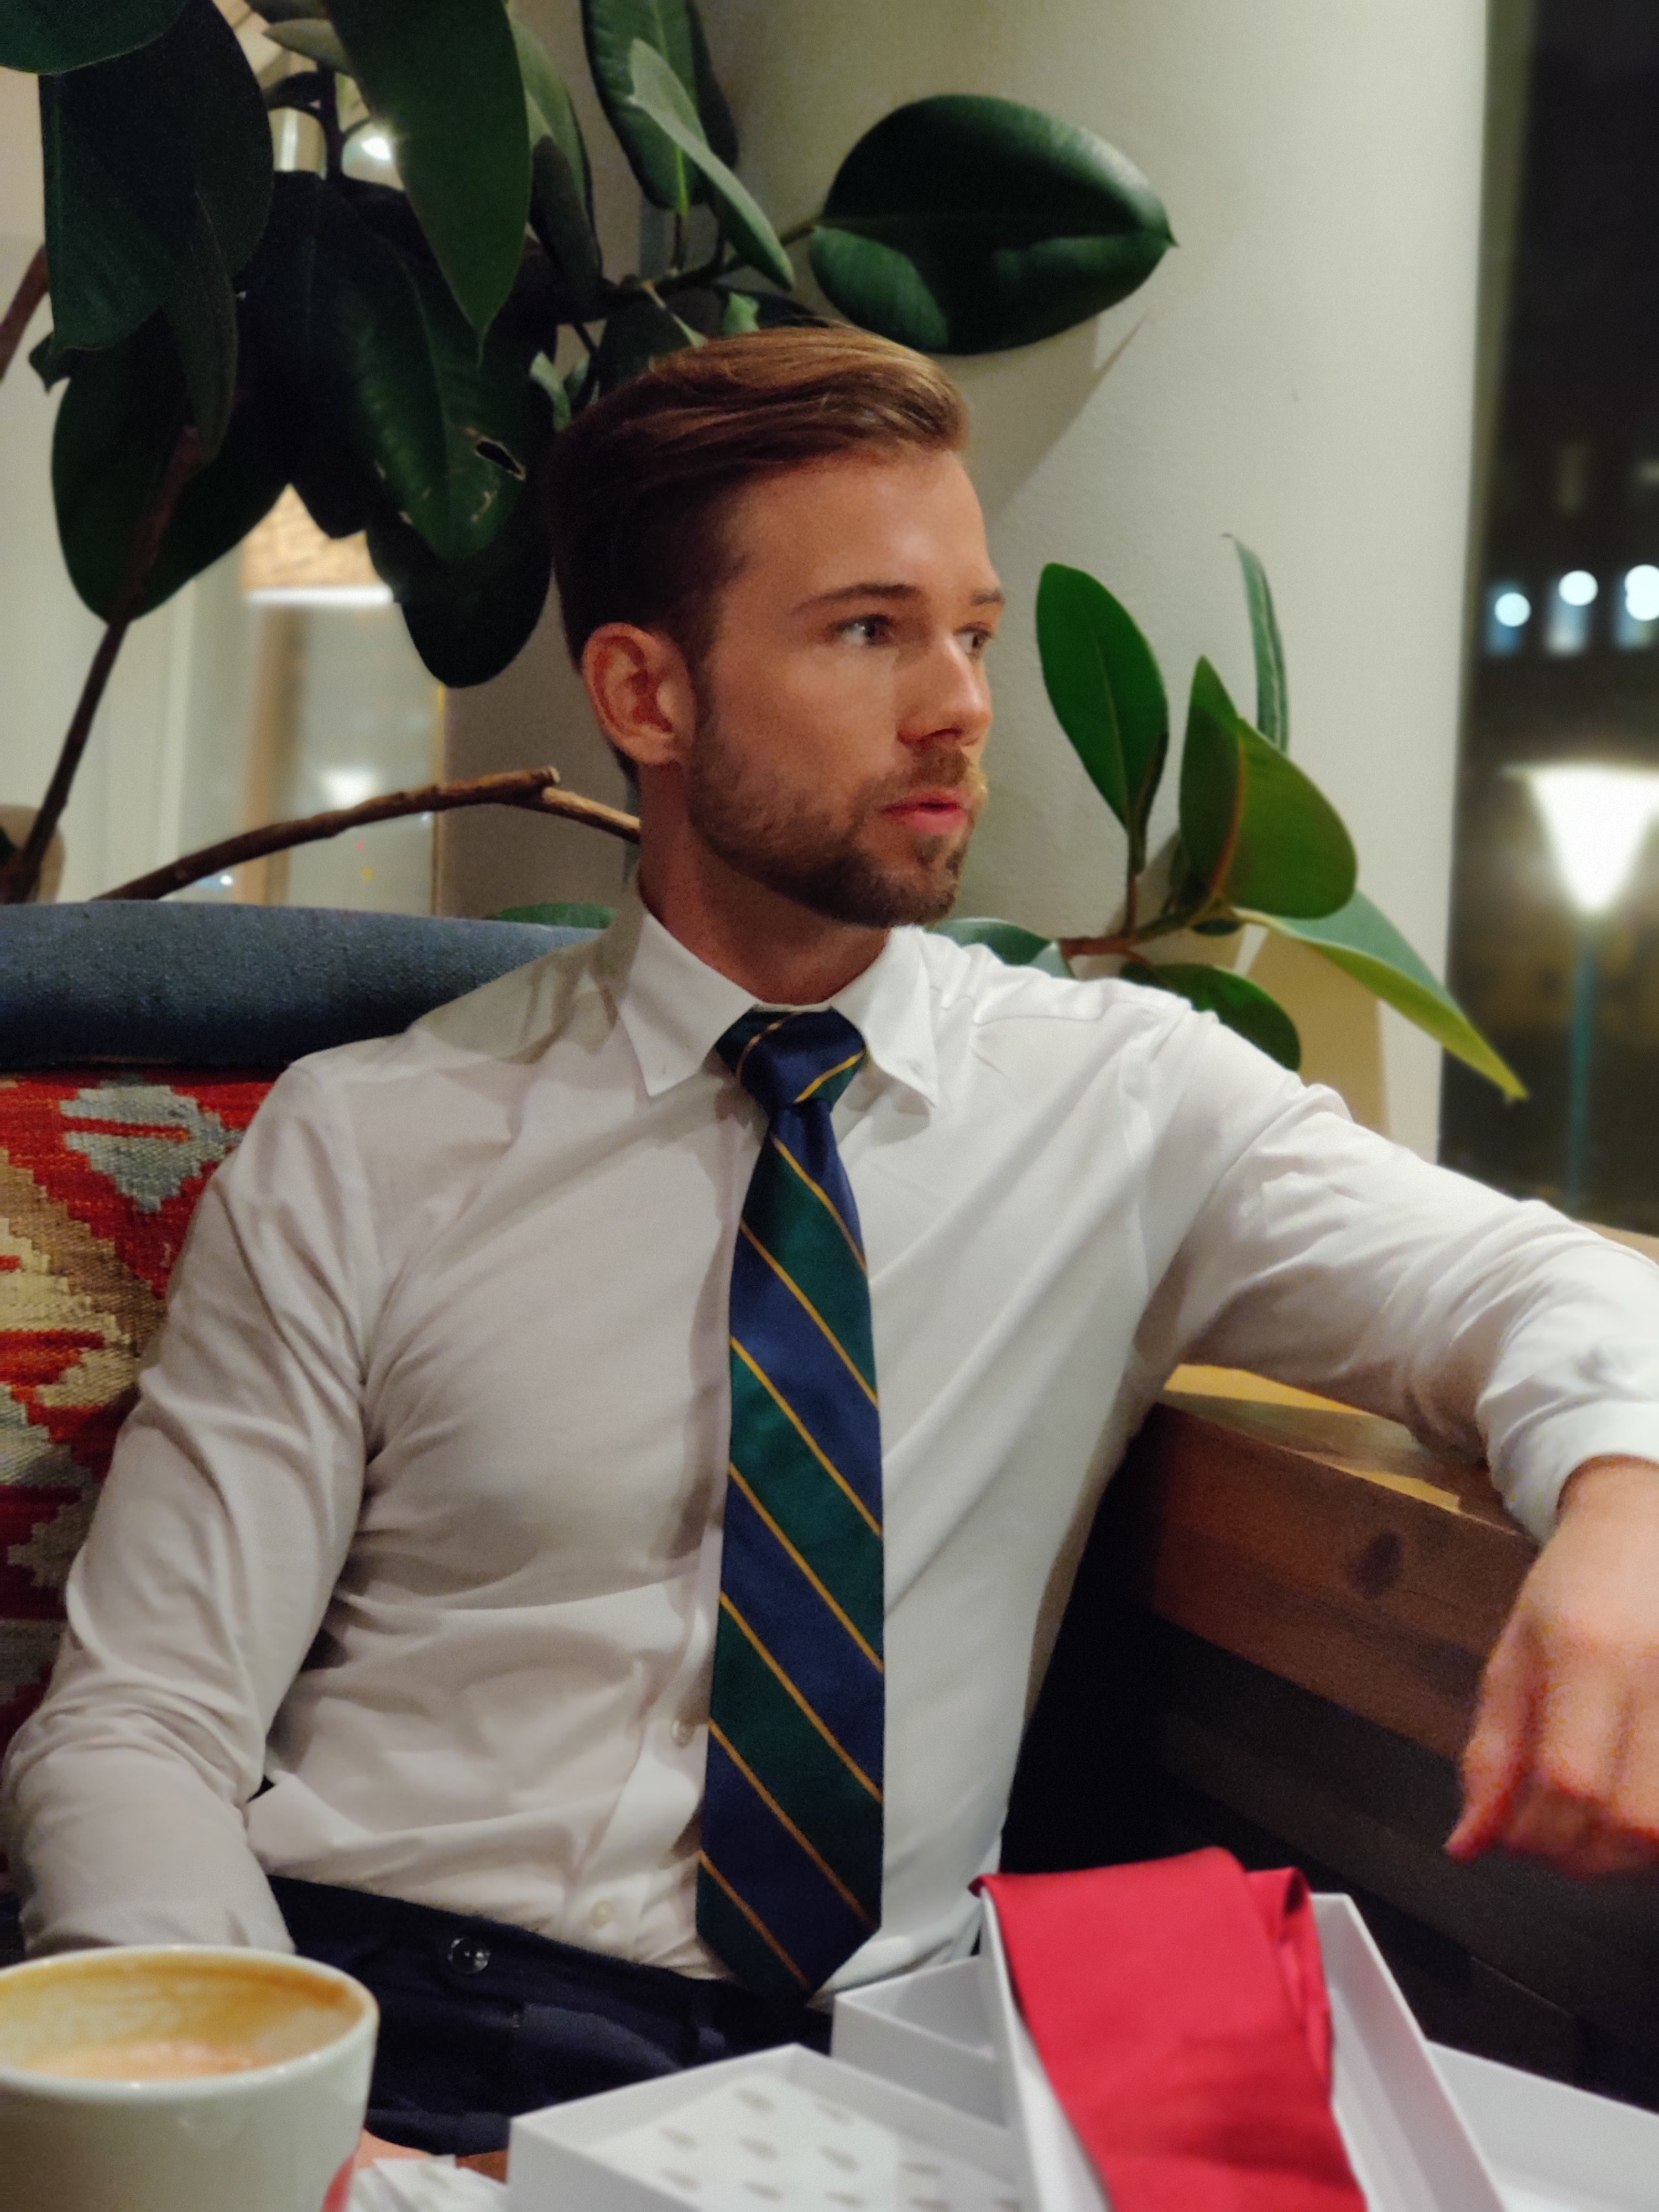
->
xmin=9 ymin=896 xmax=1659 ymax=1985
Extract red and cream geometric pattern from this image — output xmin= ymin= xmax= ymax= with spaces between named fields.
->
xmin=0 ymin=1073 xmax=274 ymax=1776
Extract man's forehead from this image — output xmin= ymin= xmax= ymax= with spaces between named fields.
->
xmin=722 ymin=450 xmax=998 ymax=599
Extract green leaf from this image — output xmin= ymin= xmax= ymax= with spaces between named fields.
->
xmin=716 ymin=286 xmax=823 ymax=333
xmin=39 ymin=65 xmax=192 ymax=351
xmin=1232 ymin=536 xmax=1288 ymax=752
xmin=1178 ymin=658 xmax=1354 ymax=918
xmin=592 ymin=290 xmax=698 ymax=393
xmin=246 ymin=176 xmax=528 ymax=564
xmin=513 ymin=18 xmax=591 ymax=215
xmin=29 ymin=328 xmax=81 ymax=390
xmin=720 ymin=289 xmax=761 ymax=336
xmin=529 ymin=136 xmax=603 ymax=319
xmin=492 ymin=900 xmax=615 ymax=928
xmin=329 ymin=0 xmax=531 ymax=339
xmin=582 ymin=0 xmax=735 ymax=212
xmin=1237 ymin=892 xmax=1526 ymax=1100
xmin=174 ymin=2 xmax=273 ymax=275
xmin=932 ymin=916 xmax=1070 ymax=975
xmin=264 ymin=19 xmax=351 ymax=70
xmin=1121 ymin=958 xmax=1301 ymax=1072
xmin=625 ymin=41 xmax=792 ymax=289
xmin=163 ymin=197 xmax=238 ymax=460
xmin=1036 ymin=562 xmax=1167 ymax=871
xmin=39 ymin=0 xmax=272 ymax=353
xmin=810 ymin=95 xmax=1172 ymax=355
xmin=364 ymin=394 xmax=555 ymax=686
xmin=0 ymin=0 xmax=185 ymax=73
xmin=51 ymin=311 xmax=285 ymax=620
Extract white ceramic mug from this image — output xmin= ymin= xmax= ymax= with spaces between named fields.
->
xmin=0 ymin=1944 xmax=378 ymax=2212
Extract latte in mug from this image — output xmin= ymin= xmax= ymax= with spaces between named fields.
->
xmin=0 ymin=1945 xmax=377 ymax=2212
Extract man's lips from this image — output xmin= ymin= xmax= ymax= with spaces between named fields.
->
xmin=881 ymin=790 xmax=973 ymax=830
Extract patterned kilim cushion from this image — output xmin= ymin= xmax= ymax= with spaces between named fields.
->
xmin=0 ymin=1073 xmax=275 ymax=1783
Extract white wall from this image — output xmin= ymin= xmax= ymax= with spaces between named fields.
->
xmin=446 ymin=0 xmax=1488 ymax=1152
xmin=0 ymin=67 xmax=198 ymax=902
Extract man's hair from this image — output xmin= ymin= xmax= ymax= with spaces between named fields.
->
xmin=544 ymin=326 xmax=968 ymax=667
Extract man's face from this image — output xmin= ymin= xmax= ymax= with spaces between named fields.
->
xmin=684 ymin=449 xmax=1001 ymax=928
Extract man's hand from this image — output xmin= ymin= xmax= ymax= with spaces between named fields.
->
xmin=1448 ymin=1457 xmax=1659 ymax=1875
xmin=356 ymin=2128 xmax=430 ymax=2169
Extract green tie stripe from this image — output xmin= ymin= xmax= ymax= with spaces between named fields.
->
xmin=697 ymin=1007 xmax=885 ymax=1999
xmin=726 ymin=1352 xmax=883 ymax=1645
xmin=724 ymin=1463 xmax=882 ymax=1672
xmin=770 ymin=1134 xmax=867 ymax=1268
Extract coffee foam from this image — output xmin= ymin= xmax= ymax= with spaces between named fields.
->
xmin=0 ymin=1950 xmax=368 ymax=2082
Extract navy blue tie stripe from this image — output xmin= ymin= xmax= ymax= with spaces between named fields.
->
xmin=697 ymin=1008 xmax=885 ymax=2000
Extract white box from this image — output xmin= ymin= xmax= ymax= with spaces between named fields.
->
xmin=973 ymin=1888 xmax=1510 ymax=2212
xmin=506 ymin=2041 xmax=1022 ymax=2212
xmin=833 ymin=1957 xmax=1004 ymax=2127
xmin=1431 ymin=2042 xmax=1659 ymax=2212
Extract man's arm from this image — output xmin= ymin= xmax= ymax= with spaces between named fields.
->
xmin=1140 ymin=1019 xmax=1659 ymax=1874
xmin=0 ymin=1064 xmax=372 ymax=1951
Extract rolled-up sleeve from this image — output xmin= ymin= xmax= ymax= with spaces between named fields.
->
xmin=1 ymin=1063 xmax=375 ymax=1953
xmin=1141 ymin=1021 xmax=1659 ymax=1541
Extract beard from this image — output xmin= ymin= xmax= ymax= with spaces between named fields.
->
xmin=685 ymin=715 xmax=987 ymax=929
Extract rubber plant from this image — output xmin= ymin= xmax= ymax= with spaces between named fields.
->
xmin=934 ymin=546 xmax=1523 ymax=1095
xmin=0 ymin=0 xmax=1175 ymax=902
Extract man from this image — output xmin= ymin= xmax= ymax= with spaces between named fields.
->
xmin=8 ymin=328 xmax=1659 ymax=2159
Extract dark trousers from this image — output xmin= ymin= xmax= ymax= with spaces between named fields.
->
xmin=272 ymin=1876 xmax=832 ymax=2157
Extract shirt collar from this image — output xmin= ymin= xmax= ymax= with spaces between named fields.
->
xmin=605 ymin=889 xmax=939 ymax=1108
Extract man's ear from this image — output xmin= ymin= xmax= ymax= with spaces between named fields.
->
xmin=582 ymin=624 xmax=697 ymax=771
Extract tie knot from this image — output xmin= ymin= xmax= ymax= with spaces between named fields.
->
xmin=717 ymin=1008 xmax=867 ymax=1118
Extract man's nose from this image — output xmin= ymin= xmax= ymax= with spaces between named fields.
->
xmin=900 ymin=634 xmax=992 ymax=750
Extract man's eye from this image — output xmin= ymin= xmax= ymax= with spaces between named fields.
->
xmin=963 ymin=627 xmax=994 ymax=656
xmin=838 ymin=615 xmax=889 ymax=644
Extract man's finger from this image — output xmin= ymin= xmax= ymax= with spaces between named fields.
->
xmin=1494 ymin=1771 xmax=1600 ymax=1863
xmin=1607 ymin=1674 xmax=1659 ymax=1849
xmin=1447 ymin=1621 xmax=1535 ymax=1859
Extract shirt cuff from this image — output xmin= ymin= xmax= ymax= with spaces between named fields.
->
xmin=1497 ymin=1407 xmax=1659 ymax=1540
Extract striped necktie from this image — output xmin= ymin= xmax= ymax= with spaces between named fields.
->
xmin=696 ymin=1008 xmax=884 ymax=2001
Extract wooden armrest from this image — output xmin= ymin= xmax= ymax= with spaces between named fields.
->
xmin=1114 ymin=1372 xmax=1537 ymax=1762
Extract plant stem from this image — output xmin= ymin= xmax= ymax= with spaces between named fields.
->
xmin=1058 ymin=906 xmax=1209 ymax=963
xmin=318 ymin=69 xmax=345 ymax=180
xmin=776 ymin=216 xmax=820 ymax=248
xmin=1 ymin=426 xmax=203 ymax=906
xmin=97 ymin=768 xmax=640 ymax=901
xmin=671 ymin=211 xmax=688 ymax=272
xmin=660 ymin=249 xmax=730 ymax=293
xmin=0 ymin=246 xmax=48 ymax=387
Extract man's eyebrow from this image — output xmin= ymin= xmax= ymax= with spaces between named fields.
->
xmin=792 ymin=581 xmax=1007 ymax=613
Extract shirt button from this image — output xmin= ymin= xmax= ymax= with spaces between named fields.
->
xmin=672 ymin=1716 xmax=697 ymax=1747
xmin=445 ymin=1934 xmax=491 ymax=1976
xmin=588 ymin=1900 xmax=614 ymax=1932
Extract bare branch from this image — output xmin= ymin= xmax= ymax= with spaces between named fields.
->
xmin=96 ymin=766 xmax=640 ymax=902
xmin=2 ymin=426 xmax=204 ymax=905
xmin=0 ymin=246 xmax=48 ymax=387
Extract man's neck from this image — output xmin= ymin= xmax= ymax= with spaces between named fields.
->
xmin=634 ymin=845 xmax=888 ymax=1006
